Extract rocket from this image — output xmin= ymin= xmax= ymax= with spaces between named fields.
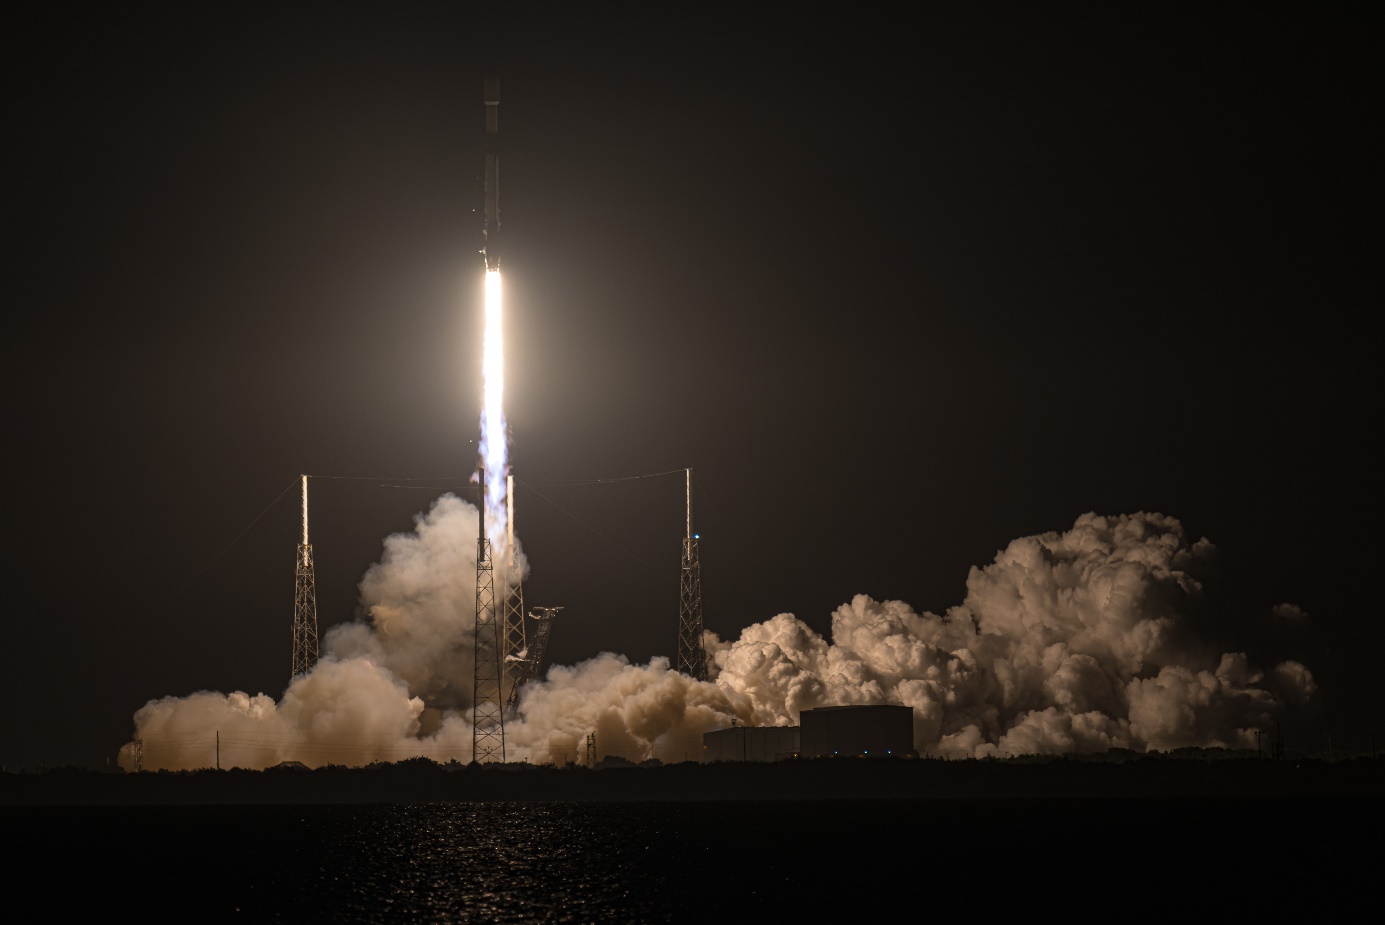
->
xmin=482 ymin=77 xmax=501 ymax=270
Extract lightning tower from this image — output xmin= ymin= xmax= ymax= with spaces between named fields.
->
xmin=473 ymin=465 xmax=505 ymax=762
xmin=291 ymin=474 xmax=319 ymax=680
xmin=676 ymin=468 xmax=706 ymax=680
xmin=501 ymin=473 xmax=527 ymax=705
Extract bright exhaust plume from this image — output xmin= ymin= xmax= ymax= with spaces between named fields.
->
xmin=479 ymin=269 xmax=507 ymax=543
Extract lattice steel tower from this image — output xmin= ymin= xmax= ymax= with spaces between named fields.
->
xmin=500 ymin=473 xmax=527 ymax=708
xmin=504 ymin=605 xmax=564 ymax=717
xmin=472 ymin=465 xmax=506 ymax=763
xmin=291 ymin=475 xmax=319 ymax=680
xmin=676 ymin=468 xmax=706 ymax=680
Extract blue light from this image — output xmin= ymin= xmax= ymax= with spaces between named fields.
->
xmin=693 ymin=533 xmax=700 ymax=539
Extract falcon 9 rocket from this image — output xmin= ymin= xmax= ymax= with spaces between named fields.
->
xmin=482 ymin=77 xmax=501 ymax=270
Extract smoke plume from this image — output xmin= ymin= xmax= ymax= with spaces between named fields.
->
xmin=709 ymin=511 xmax=1314 ymax=757
xmin=120 ymin=503 xmax=1313 ymax=769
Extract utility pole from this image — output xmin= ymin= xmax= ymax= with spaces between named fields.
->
xmin=676 ymin=468 xmax=706 ymax=680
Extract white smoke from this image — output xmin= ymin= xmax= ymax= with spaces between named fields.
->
xmin=1272 ymin=602 xmax=1308 ymax=621
xmin=327 ymin=493 xmax=491 ymax=714
xmin=709 ymin=511 xmax=1316 ymax=757
xmin=508 ymin=653 xmax=742 ymax=766
xmin=120 ymin=504 xmax=1314 ymax=770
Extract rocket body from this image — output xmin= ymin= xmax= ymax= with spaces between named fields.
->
xmin=483 ymin=78 xmax=501 ymax=270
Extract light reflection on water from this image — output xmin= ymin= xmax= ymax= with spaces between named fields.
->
xmin=245 ymin=803 xmax=678 ymax=922
xmin=10 ymin=798 xmax=1362 ymax=922
xmin=19 ymin=802 xmax=704 ymax=923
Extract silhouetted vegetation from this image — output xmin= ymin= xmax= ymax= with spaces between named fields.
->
xmin=2 ymin=751 xmax=1380 ymax=805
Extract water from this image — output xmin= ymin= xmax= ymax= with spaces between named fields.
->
xmin=8 ymin=799 xmax=1373 ymax=922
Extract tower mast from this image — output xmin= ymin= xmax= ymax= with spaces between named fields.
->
xmin=676 ymin=468 xmax=706 ymax=680
xmin=291 ymin=475 xmax=319 ymax=680
xmin=501 ymin=473 xmax=528 ymax=707
xmin=473 ymin=464 xmax=505 ymax=762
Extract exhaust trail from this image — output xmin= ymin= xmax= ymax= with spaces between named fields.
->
xmin=479 ymin=267 xmax=507 ymax=544
xmin=477 ymin=77 xmax=507 ymax=546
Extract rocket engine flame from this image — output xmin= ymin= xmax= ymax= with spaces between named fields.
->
xmin=479 ymin=269 xmax=507 ymax=543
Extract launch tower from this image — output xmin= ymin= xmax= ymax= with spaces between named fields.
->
xmin=504 ymin=605 xmax=564 ymax=717
xmin=291 ymin=475 xmax=319 ymax=679
xmin=676 ymin=468 xmax=706 ymax=680
xmin=472 ymin=465 xmax=506 ymax=762
xmin=501 ymin=474 xmax=527 ymax=705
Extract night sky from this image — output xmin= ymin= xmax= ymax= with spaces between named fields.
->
xmin=5 ymin=4 xmax=1377 ymax=769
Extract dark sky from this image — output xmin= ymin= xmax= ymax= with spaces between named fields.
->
xmin=5 ymin=3 xmax=1377 ymax=769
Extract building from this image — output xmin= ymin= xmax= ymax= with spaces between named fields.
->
xmin=799 ymin=705 xmax=914 ymax=758
xmin=702 ymin=725 xmax=800 ymax=762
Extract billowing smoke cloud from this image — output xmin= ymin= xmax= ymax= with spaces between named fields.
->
xmin=120 ymin=504 xmax=1313 ymax=770
xmin=328 ymin=494 xmax=493 ymax=715
xmin=1272 ymin=602 xmax=1308 ymax=621
xmin=710 ymin=512 xmax=1315 ymax=757
xmin=124 ymin=494 xmax=491 ymax=770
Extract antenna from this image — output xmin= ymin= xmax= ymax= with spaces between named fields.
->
xmin=291 ymin=475 xmax=320 ymax=680
xmin=676 ymin=467 xmax=706 ymax=680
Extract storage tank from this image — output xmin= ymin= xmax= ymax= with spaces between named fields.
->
xmin=799 ymin=705 xmax=914 ymax=758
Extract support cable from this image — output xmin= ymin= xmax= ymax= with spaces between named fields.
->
xmin=526 ymin=469 xmax=691 ymax=486
xmin=512 ymin=477 xmax=668 ymax=581
xmin=174 ymin=479 xmax=299 ymax=597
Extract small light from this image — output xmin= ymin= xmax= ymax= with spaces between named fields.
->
xmin=694 ymin=533 xmax=700 ymax=539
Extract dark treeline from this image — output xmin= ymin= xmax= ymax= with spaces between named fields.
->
xmin=3 ymin=752 xmax=1380 ymax=805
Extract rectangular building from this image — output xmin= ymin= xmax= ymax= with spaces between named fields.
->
xmin=702 ymin=725 xmax=800 ymax=763
xmin=799 ymin=705 xmax=914 ymax=758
